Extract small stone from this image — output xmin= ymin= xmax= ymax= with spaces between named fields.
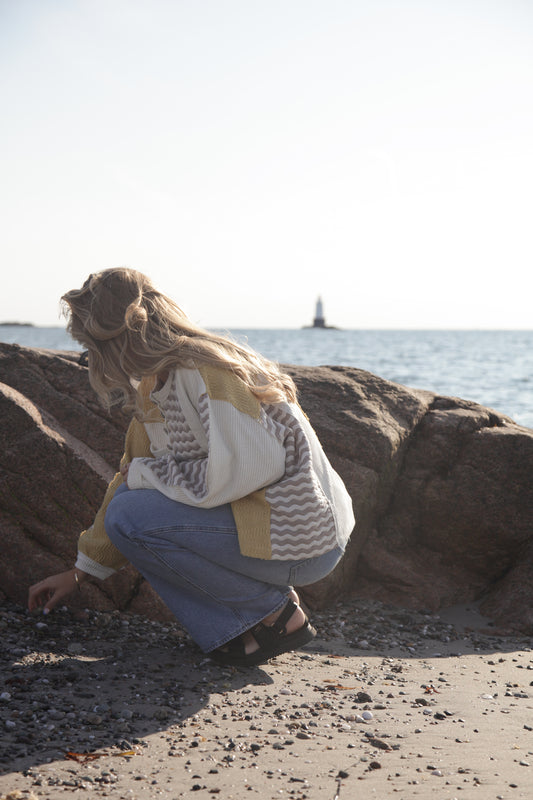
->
xmin=85 ymin=713 xmax=103 ymax=725
xmin=362 ymin=711 xmax=373 ymax=721
xmin=68 ymin=642 xmax=84 ymax=655
xmin=153 ymin=707 xmax=173 ymax=720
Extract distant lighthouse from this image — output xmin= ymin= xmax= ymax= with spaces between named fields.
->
xmin=313 ymin=297 xmax=326 ymax=328
xmin=303 ymin=297 xmax=338 ymax=329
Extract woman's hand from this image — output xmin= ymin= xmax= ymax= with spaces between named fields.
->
xmin=28 ymin=569 xmax=87 ymax=615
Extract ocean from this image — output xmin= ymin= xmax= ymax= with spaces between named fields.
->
xmin=1 ymin=325 xmax=532 ymax=430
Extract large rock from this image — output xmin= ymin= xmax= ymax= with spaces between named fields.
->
xmin=0 ymin=344 xmax=172 ymax=620
xmin=1 ymin=343 xmax=532 ymax=632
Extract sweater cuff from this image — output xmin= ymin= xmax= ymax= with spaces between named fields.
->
xmin=76 ymin=551 xmax=117 ymax=580
xmin=127 ymin=458 xmax=154 ymax=490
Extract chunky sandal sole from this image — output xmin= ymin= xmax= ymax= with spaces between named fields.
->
xmin=210 ymin=599 xmax=317 ymax=667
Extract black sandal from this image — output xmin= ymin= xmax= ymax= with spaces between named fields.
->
xmin=210 ymin=599 xmax=316 ymax=667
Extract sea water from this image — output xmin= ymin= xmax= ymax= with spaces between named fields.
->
xmin=1 ymin=325 xmax=532 ymax=429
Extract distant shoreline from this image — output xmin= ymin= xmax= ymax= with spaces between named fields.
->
xmin=0 ymin=321 xmax=35 ymax=327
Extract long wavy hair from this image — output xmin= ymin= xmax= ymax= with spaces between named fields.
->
xmin=61 ymin=268 xmax=297 ymax=413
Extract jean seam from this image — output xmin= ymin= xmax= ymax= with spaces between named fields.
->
xmin=119 ymin=524 xmax=237 ymax=540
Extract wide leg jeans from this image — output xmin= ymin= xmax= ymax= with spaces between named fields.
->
xmin=104 ymin=485 xmax=342 ymax=652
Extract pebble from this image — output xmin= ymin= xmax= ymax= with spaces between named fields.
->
xmin=153 ymin=707 xmax=174 ymax=720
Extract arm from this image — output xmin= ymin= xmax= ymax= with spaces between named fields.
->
xmin=76 ymin=409 xmax=156 ymax=576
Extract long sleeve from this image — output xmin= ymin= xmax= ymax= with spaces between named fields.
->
xmin=76 ymin=379 xmax=159 ymax=578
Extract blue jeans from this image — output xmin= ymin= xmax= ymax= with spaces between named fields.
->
xmin=104 ymin=485 xmax=342 ymax=652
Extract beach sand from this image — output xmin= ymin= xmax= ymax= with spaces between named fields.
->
xmin=1 ymin=598 xmax=532 ymax=799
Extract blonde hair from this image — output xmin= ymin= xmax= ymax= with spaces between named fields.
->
xmin=62 ymin=268 xmax=297 ymax=412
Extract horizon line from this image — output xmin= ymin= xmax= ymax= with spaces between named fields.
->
xmin=2 ymin=322 xmax=533 ymax=333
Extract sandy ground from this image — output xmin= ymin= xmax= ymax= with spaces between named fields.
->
xmin=1 ymin=598 xmax=532 ymax=800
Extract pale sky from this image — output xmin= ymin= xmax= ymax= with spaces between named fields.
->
xmin=1 ymin=0 xmax=532 ymax=329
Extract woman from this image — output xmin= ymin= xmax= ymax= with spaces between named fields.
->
xmin=28 ymin=269 xmax=355 ymax=666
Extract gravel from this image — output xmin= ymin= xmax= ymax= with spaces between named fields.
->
xmin=1 ymin=597 xmax=532 ymax=798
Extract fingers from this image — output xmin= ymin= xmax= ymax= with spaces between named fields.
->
xmin=27 ymin=581 xmax=48 ymax=612
xmin=41 ymin=587 xmax=63 ymax=615
xmin=28 ymin=571 xmax=75 ymax=614
xmin=28 ymin=582 xmax=55 ymax=614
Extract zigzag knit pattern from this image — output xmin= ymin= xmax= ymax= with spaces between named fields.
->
xmin=145 ymin=374 xmax=210 ymax=498
xmin=264 ymin=405 xmax=337 ymax=559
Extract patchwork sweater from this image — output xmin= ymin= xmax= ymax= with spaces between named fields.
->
xmin=76 ymin=365 xmax=355 ymax=580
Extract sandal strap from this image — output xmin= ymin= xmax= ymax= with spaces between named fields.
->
xmin=214 ymin=634 xmax=246 ymax=658
xmin=227 ymin=636 xmax=246 ymax=655
xmin=250 ymin=598 xmax=299 ymax=648
xmin=270 ymin=598 xmax=298 ymax=636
